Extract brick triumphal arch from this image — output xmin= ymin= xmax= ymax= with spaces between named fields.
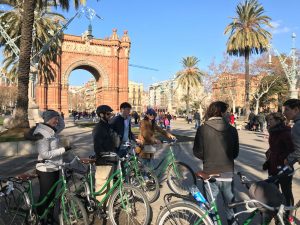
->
xmin=36 ymin=29 xmax=130 ymax=115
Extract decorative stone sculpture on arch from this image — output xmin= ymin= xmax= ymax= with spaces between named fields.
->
xmin=35 ymin=30 xmax=131 ymax=114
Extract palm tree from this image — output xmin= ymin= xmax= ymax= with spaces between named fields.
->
xmin=0 ymin=1 xmax=66 ymax=82
xmin=2 ymin=0 xmax=86 ymax=128
xmin=224 ymin=0 xmax=272 ymax=115
xmin=176 ymin=56 xmax=204 ymax=113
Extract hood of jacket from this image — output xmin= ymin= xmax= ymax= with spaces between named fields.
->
xmin=34 ymin=123 xmax=55 ymax=138
xmin=205 ymin=117 xmax=230 ymax=132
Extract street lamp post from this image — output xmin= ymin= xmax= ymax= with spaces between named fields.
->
xmin=269 ymin=33 xmax=299 ymax=99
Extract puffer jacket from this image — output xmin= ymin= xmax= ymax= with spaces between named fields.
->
xmin=34 ymin=123 xmax=65 ymax=172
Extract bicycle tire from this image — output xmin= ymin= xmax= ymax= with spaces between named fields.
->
xmin=108 ymin=184 xmax=151 ymax=225
xmin=156 ymin=200 xmax=213 ymax=225
xmin=167 ymin=161 xmax=196 ymax=195
xmin=130 ymin=166 xmax=160 ymax=203
xmin=0 ymin=184 xmax=31 ymax=225
xmin=59 ymin=194 xmax=89 ymax=225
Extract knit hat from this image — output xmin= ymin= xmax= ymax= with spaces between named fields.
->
xmin=43 ymin=110 xmax=59 ymax=123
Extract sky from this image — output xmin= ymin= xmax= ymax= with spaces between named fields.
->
xmin=2 ymin=0 xmax=300 ymax=89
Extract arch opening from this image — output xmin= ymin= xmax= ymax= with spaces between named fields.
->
xmin=68 ymin=69 xmax=97 ymax=114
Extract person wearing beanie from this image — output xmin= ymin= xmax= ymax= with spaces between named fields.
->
xmin=34 ymin=109 xmax=69 ymax=225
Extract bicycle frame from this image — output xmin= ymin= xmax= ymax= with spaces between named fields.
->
xmin=152 ymin=144 xmax=179 ymax=179
xmin=85 ymin=158 xmax=129 ymax=209
xmin=10 ymin=167 xmax=69 ymax=222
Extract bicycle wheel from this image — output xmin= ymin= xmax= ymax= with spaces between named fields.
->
xmin=130 ymin=166 xmax=160 ymax=203
xmin=108 ymin=184 xmax=151 ymax=225
xmin=0 ymin=184 xmax=31 ymax=225
xmin=156 ymin=200 xmax=213 ymax=225
xmin=59 ymin=194 xmax=89 ymax=225
xmin=167 ymin=161 xmax=196 ymax=195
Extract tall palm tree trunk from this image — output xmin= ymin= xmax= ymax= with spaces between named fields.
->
xmin=244 ymin=48 xmax=250 ymax=116
xmin=186 ymin=86 xmax=190 ymax=113
xmin=12 ymin=0 xmax=36 ymax=128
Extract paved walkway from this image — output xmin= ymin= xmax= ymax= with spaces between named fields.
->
xmin=0 ymin=118 xmax=299 ymax=224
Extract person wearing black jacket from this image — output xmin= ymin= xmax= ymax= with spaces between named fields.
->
xmin=193 ymin=101 xmax=239 ymax=225
xmin=110 ymin=102 xmax=136 ymax=157
xmin=93 ymin=105 xmax=118 ymax=202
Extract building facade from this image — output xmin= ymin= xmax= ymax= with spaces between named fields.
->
xmin=128 ymin=81 xmax=143 ymax=113
xmin=212 ymin=73 xmax=272 ymax=112
xmin=149 ymin=80 xmax=175 ymax=113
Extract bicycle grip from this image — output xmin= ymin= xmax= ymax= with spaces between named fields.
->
xmin=228 ymin=201 xmax=245 ymax=209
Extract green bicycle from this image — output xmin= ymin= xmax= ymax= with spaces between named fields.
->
xmin=69 ymin=152 xmax=151 ymax=225
xmin=145 ymin=139 xmax=196 ymax=195
xmin=122 ymin=141 xmax=160 ymax=203
xmin=0 ymin=157 xmax=88 ymax=225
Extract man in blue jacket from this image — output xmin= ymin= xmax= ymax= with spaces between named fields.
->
xmin=110 ymin=102 xmax=136 ymax=157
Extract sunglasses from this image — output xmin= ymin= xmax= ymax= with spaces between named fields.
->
xmin=105 ymin=112 xmax=112 ymax=116
xmin=148 ymin=114 xmax=155 ymax=116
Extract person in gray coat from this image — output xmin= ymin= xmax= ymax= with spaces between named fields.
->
xmin=34 ymin=110 xmax=70 ymax=225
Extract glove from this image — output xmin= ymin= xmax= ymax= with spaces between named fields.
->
xmin=262 ymin=161 xmax=269 ymax=171
xmin=65 ymin=146 xmax=72 ymax=151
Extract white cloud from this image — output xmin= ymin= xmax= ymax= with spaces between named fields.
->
xmin=270 ymin=20 xmax=292 ymax=34
xmin=270 ymin=21 xmax=281 ymax=29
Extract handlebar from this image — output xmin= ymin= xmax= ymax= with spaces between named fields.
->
xmin=101 ymin=152 xmax=129 ymax=162
xmin=37 ymin=156 xmax=81 ymax=168
xmin=162 ymin=139 xmax=177 ymax=144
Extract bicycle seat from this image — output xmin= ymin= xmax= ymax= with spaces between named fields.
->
xmin=195 ymin=171 xmax=220 ymax=180
xmin=16 ymin=172 xmax=38 ymax=181
xmin=80 ymin=158 xmax=96 ymax=164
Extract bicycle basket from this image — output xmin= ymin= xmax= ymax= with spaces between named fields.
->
xmin=143 ymin=145 xmax=157 ymax=154
xmin=248 ymin=181 xmax=284 ymax=212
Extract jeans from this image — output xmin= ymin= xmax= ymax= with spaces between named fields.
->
xmin=204 ymin=180 xmax=237 ymax=225
xmin=195 ymin=119 xmax=200 ymax=129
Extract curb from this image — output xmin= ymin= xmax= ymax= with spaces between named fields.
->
xmin=0 ymin=141 xmax=37 ymax=157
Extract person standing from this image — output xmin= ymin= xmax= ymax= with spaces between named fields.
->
xmin=248 ymin=110 xmax=255 ymax=130
xmin=257 ymin=111 xmax=266 ymax=132
xmin=110 ymin=102 xmax=136 ymax=157
xmin=93 ymin=105 xmax=118 ymax=202
xmin=229 ymin=112 xmax=235 ymax=126
xmin=34 ymin=110 xmax=69 ymax=225
xmin=193 ymin=101 xmax=239 ymax=225
xmin=136 ymin=108 xmax=176 ymax=169
xmin=166 ymin=112 xmax=172 ymax=125
xmin=283 ymin=99 xmax=300 ymax=165
xmin=194 ymin=111 xmax=201 ymax=129
xmin=187 ymin=112 xmax=193 ymax=124
xmin=263 ymin=112 xmax=294 ymax=222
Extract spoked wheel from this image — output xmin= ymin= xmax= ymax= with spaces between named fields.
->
xmin=108 ymin=184 xmax=151 ymax=225
xmin=59 ymin=194 xmax=89 ymax=225
xmin=156 ymin=201 xmax=213 ymax=225
xmin=167 ymin=161 xmax=196 ymax=195
xmin=0 ymin=184 xmax=31 ymax=225
xmin=130 ymin=166 xmax=160 ymax=203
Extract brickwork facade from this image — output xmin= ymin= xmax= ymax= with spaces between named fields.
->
xmin=36 ymin=30 xmax=131 ymax=114
xmin=212 ymin=73 xmax=266 ymax=110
